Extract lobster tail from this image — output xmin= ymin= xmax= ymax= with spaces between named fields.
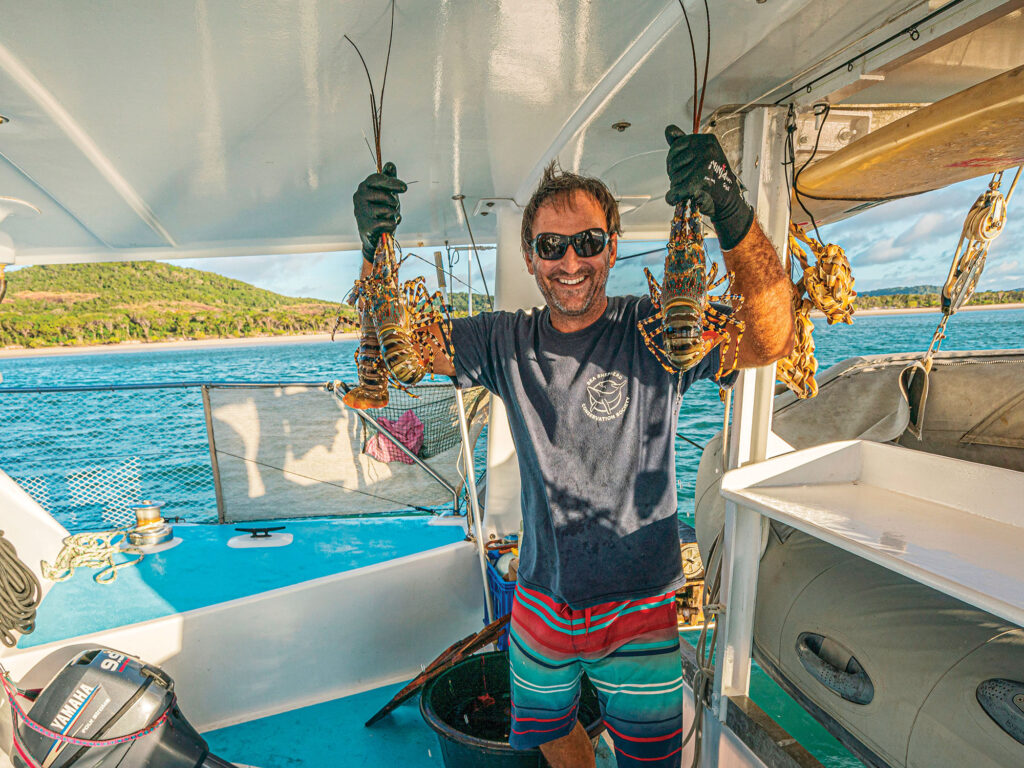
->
xmin=367 ymin=233 xmax=427 ymax=387
xmin=343 ymin=302 xmax=390 ymax=410
xmin=660 ymin=203 xmax=708 ymax=371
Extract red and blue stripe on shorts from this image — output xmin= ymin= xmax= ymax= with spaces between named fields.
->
xmin=508 ymin=583 xmax=685 ymax=767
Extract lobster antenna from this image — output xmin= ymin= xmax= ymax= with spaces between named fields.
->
xmin=696 ymin=0 xmax=711 ymax=129
xmin=345 ymin=0 xmax=397 ymax=174
xmin=377 ymin=0 xmax=396 ymax=132
xmin=346 ymin=34 xmax=382 ymax=171
xmin=677 ymin=0 xmax=699 ymax=133
xmin=361 ymin=131 xmax=378 ymax=166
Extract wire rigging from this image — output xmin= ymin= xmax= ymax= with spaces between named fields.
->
xmin=454 ymin=196 xmax=493 ymax=307
xmin=716 ymin=0 xmax=958 ymax=121
xmin=617 ymin=246 xmax=667 ymax=263
xmin=792 ymin=102 xmax=831 ymax=243
xmin=772 ymin=0 xmax=967 ymax=105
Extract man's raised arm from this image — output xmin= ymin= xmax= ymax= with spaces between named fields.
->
xmin=720 ymin=221 xmax=794 ymax=369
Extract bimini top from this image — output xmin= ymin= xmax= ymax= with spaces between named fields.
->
xmin=0 ymin=0 xmax=1021 ymax=264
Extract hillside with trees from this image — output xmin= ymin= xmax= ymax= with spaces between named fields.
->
xmin=446 ymin=291 xmax=493 ymax=313
xmin=0 ymin=262 xmax=357 ymax=349
xmin=4 ymin=262 xmax=1020 ymax=349
xmin=854 ymin=287 xmax=1024 ymax=310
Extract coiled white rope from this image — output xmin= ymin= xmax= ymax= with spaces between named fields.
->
xmin=41 ymin=530 xmax=143 ymax=585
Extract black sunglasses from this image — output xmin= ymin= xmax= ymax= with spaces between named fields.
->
xmin=531 ymin=228 xmax=610 ymax=261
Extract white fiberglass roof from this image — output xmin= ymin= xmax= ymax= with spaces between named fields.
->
xmin=0 ymin=0 xmax=1020 ymax=265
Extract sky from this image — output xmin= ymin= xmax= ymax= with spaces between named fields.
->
xmin=169 ymin=173 xmax=1023 ymax=302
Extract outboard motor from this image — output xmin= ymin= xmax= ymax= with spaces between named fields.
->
xmin=7 ymin=648 xmax=236 ymax=768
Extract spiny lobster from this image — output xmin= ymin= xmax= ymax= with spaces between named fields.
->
xmin=343 ymin=233 xmax=453 ymax=409
xmin=638 ymin=202 xmax=743 ymax=379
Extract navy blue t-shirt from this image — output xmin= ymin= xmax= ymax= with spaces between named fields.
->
xmin=451 ymin=295 xmax=725 ymax=609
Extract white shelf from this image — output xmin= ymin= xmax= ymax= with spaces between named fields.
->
xmin=720 ymin=440 xmax=1024 ymax=628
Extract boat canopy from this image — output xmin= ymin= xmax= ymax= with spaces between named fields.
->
xmin=0 ymin=0 xmax=1022 ymax=265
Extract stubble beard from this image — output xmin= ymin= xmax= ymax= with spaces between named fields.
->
xmin=533 ymin=256 xmax=610 ymax=319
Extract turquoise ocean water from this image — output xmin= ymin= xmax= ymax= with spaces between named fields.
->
xmin=6 ymin=307 xmax=1023 ymax=525
xmin=2 ymin=306 xmax=1022 ymax=765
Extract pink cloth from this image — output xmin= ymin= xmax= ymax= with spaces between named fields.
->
xmin=364 ymin=410 xmax=425 ymax=464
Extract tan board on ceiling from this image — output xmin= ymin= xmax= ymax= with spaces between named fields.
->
xmin=793 ymin=64 xmax=1024 ymax=227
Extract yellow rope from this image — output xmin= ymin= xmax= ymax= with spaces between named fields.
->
xmin=777 ymin=223 xmax=856 ymax=399
xmin=41 ymin=530 xmax=143 ymax=585
xmin=776 ymin=296 xmax=819 ymax=399
xmin=789 ymin=223 xmax=856 ymax=324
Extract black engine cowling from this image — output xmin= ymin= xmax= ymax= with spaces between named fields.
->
xmin=11 ymin=648 xmax=234 ymax=768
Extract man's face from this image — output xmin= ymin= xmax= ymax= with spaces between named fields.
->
xmin=525 ymin=191 xmax=617 ymax=331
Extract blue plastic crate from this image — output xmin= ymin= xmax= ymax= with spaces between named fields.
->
xmin=485 ymin=553 xmax=516 ymax=651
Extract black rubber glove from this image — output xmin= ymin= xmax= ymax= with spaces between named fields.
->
xmin=665 ymin=125 xmax=754 ymax=251
xmin=353 ymin=161 xmax=408 ymax=263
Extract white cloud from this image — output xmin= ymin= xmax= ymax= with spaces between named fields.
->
xmin=893 ymin=212 xmax=953 ymax=247
xmin=986 ymin=259 xmax=1020 ymax=276
xmin=856 ymin=240 xmax=908 ymax=266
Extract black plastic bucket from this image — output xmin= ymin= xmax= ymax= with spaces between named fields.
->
xmin=420 ymin=650 xmax=605 ymax=768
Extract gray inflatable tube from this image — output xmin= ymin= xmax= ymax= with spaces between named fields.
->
xmin=694 ymin=350 xmax=1024 ymax=768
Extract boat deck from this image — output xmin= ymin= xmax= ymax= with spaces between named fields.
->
xmin=28 ymin=516 xmax=468 ymax=648
xmin=204 ymin=679 xmax=618 ymax=768
xmin=205 ymin=681 xmax=444 ymax=767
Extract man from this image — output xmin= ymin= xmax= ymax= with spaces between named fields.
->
xmin=353 ymin=126 xmax=794 ymax=768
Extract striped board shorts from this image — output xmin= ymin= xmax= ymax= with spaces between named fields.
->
xmin=508 ymin=583 xmax=684 ymax=767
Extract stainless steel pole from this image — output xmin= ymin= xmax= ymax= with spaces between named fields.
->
xmin=455 ymin=385 xmax=495 ymax=622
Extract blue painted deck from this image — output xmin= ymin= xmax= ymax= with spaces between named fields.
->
xmin=204 ymin=678 xmax=618 ymax=768
xmin=205 ymin=681 xmax=445 ymax=767
xmin=28 ymin=516 xmax=467 ymax=648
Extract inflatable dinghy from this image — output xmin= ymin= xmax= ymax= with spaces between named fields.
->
xmin=695 ymin=349 xmax=1024 ymax=768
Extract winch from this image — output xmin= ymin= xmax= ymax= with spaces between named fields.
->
xmin=128 ymin=500 xmax=174 ymax=547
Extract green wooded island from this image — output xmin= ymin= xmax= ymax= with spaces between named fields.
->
xmin=0 ymin=262 xmax=492 ymax=349
xmin=1 ymin=263 xmax=1020 ymax=350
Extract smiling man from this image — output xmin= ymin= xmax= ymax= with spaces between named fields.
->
xmin=352 ymin=126 xmax=794 ymax=768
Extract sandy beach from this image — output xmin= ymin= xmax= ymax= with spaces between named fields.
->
xmin=809 ymin=302 xmax=1024 ymax=318
xmin=0 ymin=331 xmax=359 ymax=359
xmin=2 ymin=303 xmax=1021 ymax=359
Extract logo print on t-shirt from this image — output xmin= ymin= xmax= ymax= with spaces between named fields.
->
xmin=582 ymin=372 xmax=629 ymax=422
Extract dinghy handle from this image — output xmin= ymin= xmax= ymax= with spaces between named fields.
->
xmin=796 ymin=632 xmax=874 ymax=705
xmin=976 ymin=679 xmax=1024 ymax=745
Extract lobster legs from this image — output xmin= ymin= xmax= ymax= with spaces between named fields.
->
xmin=344 ymin=234 xmax=454 ymax=410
